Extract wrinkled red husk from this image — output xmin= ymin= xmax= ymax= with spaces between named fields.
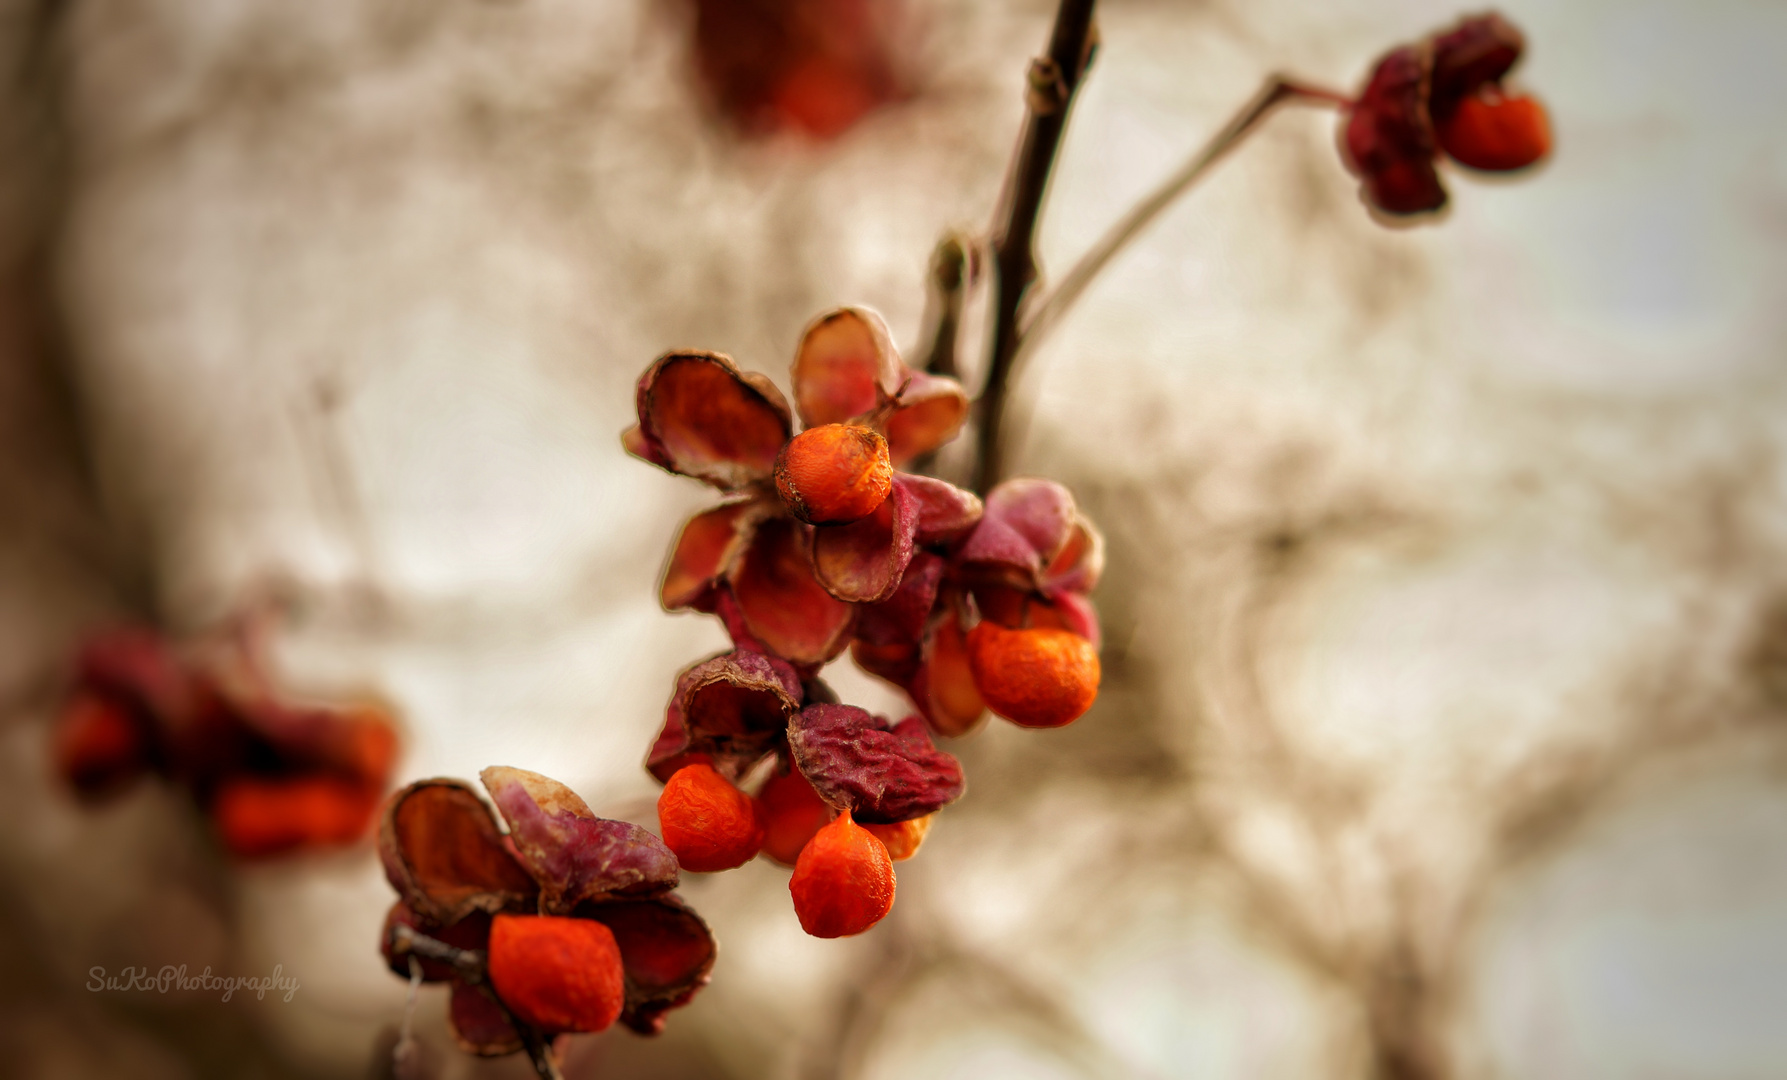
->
xmin=791 ymin=307 xmax=904 ymax=428
xmin=884 ymin=372 xmax=970 ymax=465
xmin=644 ymin=700 xmax=711 ymax=784
xmin=449 ymin=979 xmax=523 ymax=1056
xmin=628 ymin=351 xmax=792 ymax=490
xmin=787 ymin=705 xmax=964 ymax=824
xmin=811 ymin=478 xmax=918 ymax=603
xmin=580 ymin=895 xmax=717 ymax=1035
xmin=854 ymin=551 xmax=943 ymax=646
xmin=688 ymin=0 xmax=907 ymax=140
xmin=956 ymin=477 xmax=1077 ymax=589
xmin=974 ymin=583 xmax=1102 ymax=645
xmin=709 ymin=587 xmax=773 ymax=657
xmin=730 ymin=516 xmax=857 ymax=666
xmin=897 ymin=475 xmax=982 ymax=547
xmin=211 ymin=773 xmax=383 ymax=859
xmin=379 ymin=900 xmax=495 ymax=982
xmin=379 ymin=779 xmax=540 ymax=925
xmin=217 ymin=688 xmax=398 ymax=782
xmin=850 ymin=638 xmax=922 ymax=687
xmin=1428 ymin=12 xmax=1525 ymax=122
xmin=646 ymin=650 xmax=803 ymax=783
xmin=1041 ymin=515 xmax=1105 ymax=596
xmin=487 ymin=914 xmax=626 ymax=1034
xmin=661 ymin=500 xmax=766 ymax=611
xmin=758 ymin=764 xmax=833 ymax=866
xmin=481 ymin=767 xmax=679 ymax=913
xmin=73 ymin=628 xmax=246 ymax=786
xmin=1342 ymin=45 xmax=1447 ymax=217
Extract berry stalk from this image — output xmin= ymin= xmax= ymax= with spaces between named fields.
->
xmin=1016 ymin=76 xmax=1350 ymax=359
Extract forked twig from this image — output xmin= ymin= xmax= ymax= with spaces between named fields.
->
xmin=1017 ymin=76 xmax=1350 ymax=363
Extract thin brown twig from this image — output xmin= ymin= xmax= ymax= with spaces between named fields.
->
xmin=1016 ymin=76 xmax=1350 ymax=360
xmin=973 ymin=0 xmax=1100 ymax=495
xmin=916 ymin=233 xmax=971 ymax=379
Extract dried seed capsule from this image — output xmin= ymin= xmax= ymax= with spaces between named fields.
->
xmin=758 ymin=766 xmax=832 ymax=866
xmin=774 ymin=424 xmax=893 ymax=525
xmin=967 ymin=623 xmax=1100 ymax=729
xmin=486 ymin=914 xmax=625 ymax=1034
xmin=789 ymin=809 xmax=894 ymax=937
xmin=1437 ymin=90 xmax=1551 ymax=172
xmin=863 ymin=815 xmax=931 ymax=861
xmin=658 ymin=763 xmax=766 ymax=873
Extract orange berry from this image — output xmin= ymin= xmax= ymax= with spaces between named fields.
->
xmin=1438 ymin=90 xmax=1550 ymax=172
xmin=758 ymin=767 xmax=833 ymax=866
xmin=966 ymin=622 xmax=1100 ymax=729
xmin=925 ymin=616 xmax=986 ymax=736
xmin=863 ymin=815 xmax=931 ymax=861
xmin=211 ymin=774 xmax=380 ymax=858
xmin=659 ymin=763 xmax=766 ymax=873
xmin=53 ymin=692 xmax=147 ymax=796
xmin=789 ymin=809 xmax=894 ymax=937
xmin=774 ymin=424 xmax=893 ymax=525
xmin=487 ymin=914 xmax=625 ymax=1034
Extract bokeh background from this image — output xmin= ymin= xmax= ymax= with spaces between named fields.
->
xmin=3 ymin=0 xmax=1786 ymax=1077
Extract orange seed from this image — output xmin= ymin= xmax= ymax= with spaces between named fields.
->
xmin=863 ymin=814 xmax=931 ymax=861
xmin=789 ymin=809 xmax=894 ymax=938
xmin=758 ymin=766 xmax=833 ymax=866
xmin=211 ymin=774 xmax=380 ymax=858
xmin=966 ymin=622 xmax=1100 ymax=729
xmin=659 ymin=762 xmax=766 ymax=873
xmin=774 ymin=424 xmax=893 ymax=525
xmin=487 ymin=914 xmax=625 ymax=1034
xmin=1439 ymin=90 xmax=1550 ymax=172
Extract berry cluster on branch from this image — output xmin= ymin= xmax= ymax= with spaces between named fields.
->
xmin=630 ymin=306 xmax=1105 ymax=936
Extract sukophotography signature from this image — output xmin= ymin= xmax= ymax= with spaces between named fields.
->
xmin=87 ymin=964 xmax=300 ymax=1003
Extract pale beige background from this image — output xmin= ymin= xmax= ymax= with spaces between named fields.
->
xmin=1 ymin=1 xmax=1784 ymax=1077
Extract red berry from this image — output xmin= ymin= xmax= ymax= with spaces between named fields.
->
xmin=486 ymin=914 xmax=625 ymax=1034
xmin=789 ymin=809 xmax=894 ymax=937
xmin=211 ymin=774 xmax=380 ymax=858
xmin=1438 ymin=90 xmax=1551 ymax=172
xmin=758 ymin=767 xmax=832 ymax=866
xmin=659 ymin=763 xmax=766 ymax=873
xmin=924 ymin=616 xmax=986 ymax=736
xmin=774 ymin=424 xmax=893 ymax=524
xmin=966 ymin=623 xmax=1100 ymax=729
xmin=863 ymin=815 xmax=930 ymax=861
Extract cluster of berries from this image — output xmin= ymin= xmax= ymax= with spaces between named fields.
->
xmin=378 ymin=768 xmax=716 ymax=1054
xmin=50 ymin=627 xmax=397 ymax=859
xmin=627 ymin=307 xmax=1103 ymax=937
xmin=1342 ymin=12 xmax=1551 ymax=218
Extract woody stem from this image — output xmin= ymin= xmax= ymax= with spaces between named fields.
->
xmin=973 ymin=0 xmax=1099 ymax=495
xmin=387 ymin=924 xmax=564 ymax=1080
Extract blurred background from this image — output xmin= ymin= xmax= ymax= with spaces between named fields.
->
xmin=3 ymin=0 xmax=1787 ymax=1077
